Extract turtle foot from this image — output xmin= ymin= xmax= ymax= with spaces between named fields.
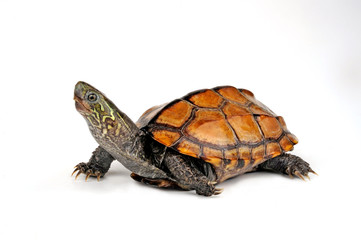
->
xmin=285 ymin=158 xmax=317 ymax=181
xmin=195 ymin=181 xmax=223 ymax=196
xmin=72 ymin=162 xmax=106 ymax=181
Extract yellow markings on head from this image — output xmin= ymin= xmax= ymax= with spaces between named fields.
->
xmin=91 ymin=100 xmax=133 ymax=134
xmin=102 ymin=102 xmax=116 ymax=122
xmin=102 ymin=115 xmax=114 ymax=122
xmin=116 ymin=112 xmax=131 ymax=133
xmin=87 ymin=116 xmax=100 ymax=127
xmin=92 ymin=108 xmax=100 ymax=121
xmin=99 ymin=103 xmax=104 ymax=111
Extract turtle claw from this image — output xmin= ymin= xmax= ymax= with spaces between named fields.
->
xmin=294 ymin=171 xmax=305 ymax=181
xmin=210 ymin=181 xmax=223 ymax=196
xmin=71 ymin=168 xmax=79 ymax=176
xmin=85 ymin=174 xmax=90 ymax=181
xmin=75 ymin=171 xmax=82 ymax=180
xmin=72 ymin=162 xmax=105 ymax=181
xmin=95 ymin=171 xmax=101 ymax=182
xmin=309 ymin=168 xmax=318 ymax=176
xmin=85 ymin=170 xmax=92 ymax=181
xmin=214 ymin=188 xmax=223 ymax=195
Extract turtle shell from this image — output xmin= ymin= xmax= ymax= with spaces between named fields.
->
xmin=136 ymin=86 xmax=298 ymax=182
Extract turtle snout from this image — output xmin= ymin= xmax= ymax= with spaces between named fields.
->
xmin=74 ymin=81 xmax=92 ymax=114
xmin=74 ymin=81 xmax=87 ymax=99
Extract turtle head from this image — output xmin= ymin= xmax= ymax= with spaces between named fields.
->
xmin=74 ymin=81 xmax=138 ymax=138
xmin=74 ymin=81 xmax=165 ymax=178
xmin=74 ymin=81 xmax=114 ymax=120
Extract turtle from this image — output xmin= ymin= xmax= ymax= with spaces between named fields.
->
xmin=73 ymin=81 xmax=316 ymax=196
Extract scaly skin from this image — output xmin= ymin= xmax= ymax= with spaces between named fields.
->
xmin=256 ymin=153 xmax=317 ymax=180
xmin=72 ymin=146 xmax=114 ymax=181
xmin=73 ymin=81 xmax=221 ymax=196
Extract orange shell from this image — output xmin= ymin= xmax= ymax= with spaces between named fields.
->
xmin=136 ymin=86 xmax=298 ymax=182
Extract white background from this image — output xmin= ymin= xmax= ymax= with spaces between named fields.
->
xmin=1 ymin=1 xmax=360 ymax=240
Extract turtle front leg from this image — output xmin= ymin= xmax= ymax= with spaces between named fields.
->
xmin=163 ymin=153 xmax=222 ymax=196
xmin=256 ymin=153 xmax=317 ymax=180
xmin=72 ymin=146 xmax=115 ymax=181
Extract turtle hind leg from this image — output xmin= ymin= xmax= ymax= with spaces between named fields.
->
xmin=257 ymin=153 xmax=317 ymax=180
xmin=163 ymin=153 xmax=222 ymax=196
xmin=130 ymin=173 xmax=185 ymax=190
xmin=72 ymin=146 xmax=115 ymax=181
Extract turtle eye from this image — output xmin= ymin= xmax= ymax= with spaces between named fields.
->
xmin=87 ymin=93 xmax=98 ymax=103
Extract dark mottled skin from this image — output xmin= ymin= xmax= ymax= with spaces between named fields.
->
xmin=257 ymin=153 xmax=312 ymax=178
xmin=163 ymin=153 xmax=218 ymax=196
xmin=73 ymin=81 xmax=315 ymax=196
xmin=74 ymin=146 xmax=114 ymax=179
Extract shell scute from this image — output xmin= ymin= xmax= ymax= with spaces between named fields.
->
xmin=240 ymin=89 xmax=255 ymax=98
xmin=252 ymin=145 xmax=265 ymax=165
xmin=216 ymin=86 xmax=248 ymax=105
xmin=250 ymin=104 xmax=273 ymax=116
xmin=202 ymin=147 xmax=223 ymax=167
xmin=257 ymin=115 xmax=283 ymax=139
xmin=266 ymin=142 xmax=282 ymax=158
xmin=287 ymin=133 xmax=298 ymax=144
xmin=224 ymin=149 xmax=238 ymax=161
xmin=225 ymin=159 xmax=238 ymax=171
xmin=136 ymin=103 xmax=168 ymax=129
xmin=156 ymin=100 xmax=192 ymax=128
xmin=188 ymin=89 xmax=223 ymax=108
xmin=279 ymin=136 xmax=294 ymax=151
xmin=238 ymin=146 xmax=251 ymax=161
xmin=228 ymin=115 xmax=263 ymax=143
xmin=152 ymin=130 xmax=181 ymax=147
xmin=176 ymin=139 xmax=201 ymax=158
xmin=276 ymin=116 xmax=288 ymax=131
xmin=222 ymin=102 xmax=251 ymax=117
xmin=185 ymin=109 xmax=237 ymax=147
